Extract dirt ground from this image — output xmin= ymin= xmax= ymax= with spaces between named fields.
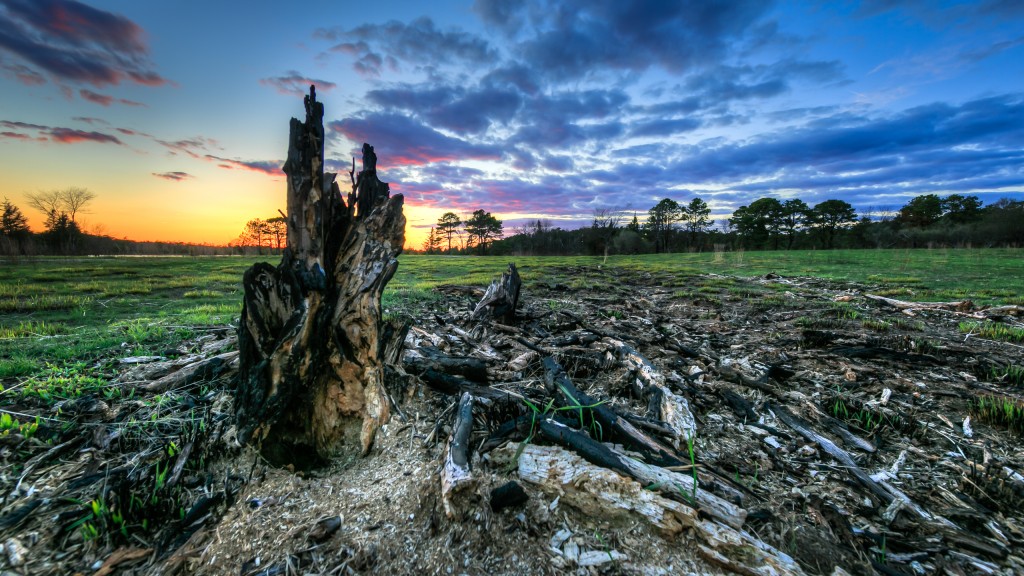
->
xmin=2 ymin=266 xmax=1023 ymax=575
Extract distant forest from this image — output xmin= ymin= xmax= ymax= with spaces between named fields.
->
xmin=3 ymin=189 xmax=1022 ymax=258
xmin=416 ymin=194 xmax=1024 ymax=257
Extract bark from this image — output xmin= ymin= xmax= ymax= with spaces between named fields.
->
xmin=235 ymin=85 xmax=405 ymax=460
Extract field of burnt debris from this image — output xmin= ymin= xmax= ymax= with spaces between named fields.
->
xmin=2 ymin=255 xmax=1023 ymax=575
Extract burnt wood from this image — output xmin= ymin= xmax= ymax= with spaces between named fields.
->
xmin=235 ymin=85 xmax=405 ymax=459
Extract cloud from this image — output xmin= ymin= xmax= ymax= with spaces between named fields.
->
xmin=367 ymin=84 xmax=522 ymax=135
xmin=318 ymin=17 xmax=497 ymax=75
xmin=629 ymin=118 xmax=701 ymax=137
xmin=205 ymin=155 xmax=282 ymax=176
xmin=0 ymin=59 xmax=44 ymax=84
xmin=153 ymin=171 xmax=193 ymax=181
xmin=78 ymin=88 xmax=144 ymax=107
xmin=0 ymin=130 xmax=30 ymax=140
xmin=0 ymin=0 xmax=167 ymax=87
xmin=46 ymin=127 xmax=122 ymax=144
xmin=72 ymin=116 xmax=108 ymax=125
xmin=260 ymin=71 xmax=337 ymax=96
xmin=1 ymin=118 xmax=123 ymax=144
xmin=478 ymin=0 xmax=771 ymax=80
xmin=329 ymin=113 xmax=504 ymax=167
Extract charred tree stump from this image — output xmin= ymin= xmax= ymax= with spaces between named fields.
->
xmin=235 ymin=85 xmax=405 ymax=461
xmin=472 ymin=263 xmax=521 ymax=323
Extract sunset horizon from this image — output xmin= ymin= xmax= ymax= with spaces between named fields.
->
xmin=2 ymin=0 xmax=1022 ymax=250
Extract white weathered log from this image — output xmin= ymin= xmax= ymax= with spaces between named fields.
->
xmin=441 ymin=392 xmax=475 ymax=517
xmin=864 ymin=293 xmax=973 ymax=312
xmin=615 ymin=449 xmax=747 ymax=529
xmin=512 ymin=444 xmax=802 ymax=576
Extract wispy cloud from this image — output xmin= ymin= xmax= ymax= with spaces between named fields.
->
xmin=1 ymin=118 xmax=123 ymax=144
xmin=152 ymin=171 xmax=193 ymax=181
xmin=79 ymin=88 xmax=144 ymax=107
xmin=259 ymin=71 xmax=337 ymax=96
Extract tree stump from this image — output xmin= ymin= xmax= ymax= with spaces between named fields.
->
xmin=235 ymin=85 xmax=405 ymax=462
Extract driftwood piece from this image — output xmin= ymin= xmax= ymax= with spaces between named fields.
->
xmin=603 ymin=337 xmax=696 ymax=449
xmin=442 ymin=392 xmax=475 ymax=517
xmin=472 ymin=263 xmax=521 ymax=323
xmin=235 ymin=86 xmax=405 ymax=459
xmin=511 ymin=444 xmax=800 ymax=575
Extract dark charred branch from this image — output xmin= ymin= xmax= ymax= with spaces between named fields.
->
xmin=235 ymin=85 xmax=405 ymax=460
xmin=543 ymin=356 xmax=683 ymax=467
xmin=404 ymin=346 xmax=490 ymax=382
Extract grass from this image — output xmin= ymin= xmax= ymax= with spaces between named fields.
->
xmin=2 ymin=249 xmax=1023 ymax=389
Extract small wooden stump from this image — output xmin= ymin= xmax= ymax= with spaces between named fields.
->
xmin=234 ymin=86 xmax=405 ymax=462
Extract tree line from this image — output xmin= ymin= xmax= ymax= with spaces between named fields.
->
xmin=1 ymin=188 xmax=243 ymax=257
xmin=5 ymin=189 xmax=1021 ymax=258
xmin=411 ymin=193 xmax=1023 ymax=257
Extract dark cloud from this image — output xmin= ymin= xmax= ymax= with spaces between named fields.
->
xmin=0 ymin=0 xmax=167 ymax=88
xmin=318 ymin=17 xmax=497 ymax=76
xmin=157 ymin=136 xmax=218 ymax=158
xmin=328 ymin=113 xmax=503 ymax=167
xmin=72 ymin=116 xmax=108 ymax=125
xmin=46 ymin=127 xmax=122 ymax=144
xmin=205 ymin=155 xmax=282 ymax=176
xmin=78 ymin=88 xmax=144 ymax=107
xmin=152 ymin=171 xmax=193 ymax=181
xmin=1 ymin=118 xmax=122 ymax=144
xmin=478 ymin=0 xmax=770 ymax=80
xmin=0 ymin=119 xmax=47 ymax=130
xmin=0 ymin=130 xmax=30 ymax=140
xmin=367 ymin=84 xmax=522 ymax=135
xmin=260 ymin=71 xmax=337 ymax=96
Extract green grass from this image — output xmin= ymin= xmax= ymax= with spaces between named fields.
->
xmin=960 ymin=321 xmax=1024 ymax=343
xmin=2 ymin=249 xmax=1023 ymax=389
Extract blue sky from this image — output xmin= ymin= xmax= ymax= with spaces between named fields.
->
xmin=1 ymin=0 xmax=1022 ymax=245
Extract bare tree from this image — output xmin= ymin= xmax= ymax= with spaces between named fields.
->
xmin=26 ymin=189 xmax=63 ymax=218
xmin=26 ymin=187 xmax=96 ymax=223
xmin=61 ymin=187 xmax=96 ymax=222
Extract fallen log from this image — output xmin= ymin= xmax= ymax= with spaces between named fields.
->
xmin=864 ymin=293 xmax=973 ymax=313
xmin=403 ymin=346 xmax=489 ymax=383
xmin=509 ymin=444 xmax=799 ymax=575
xmin=768 ymin=402 xmax=896 ymax=506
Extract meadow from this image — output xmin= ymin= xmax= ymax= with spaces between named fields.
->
xmin=1 ymin=248 xmax=1022 ymax=386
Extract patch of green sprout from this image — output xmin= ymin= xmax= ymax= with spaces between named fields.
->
xmin=959 ymin=321 xmax=1024 ymax=343
xmin=861 ymin=318 xmax=891 ymax=332
xmin=971 ymin=395 xmax=1024 ymax=434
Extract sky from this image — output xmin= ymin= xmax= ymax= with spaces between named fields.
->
xmin=1 ymin=0 xmax=1022 ymax=248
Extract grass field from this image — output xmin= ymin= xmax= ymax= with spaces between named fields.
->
xmin=2 ymin=248 xmax=1022 ymax=386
